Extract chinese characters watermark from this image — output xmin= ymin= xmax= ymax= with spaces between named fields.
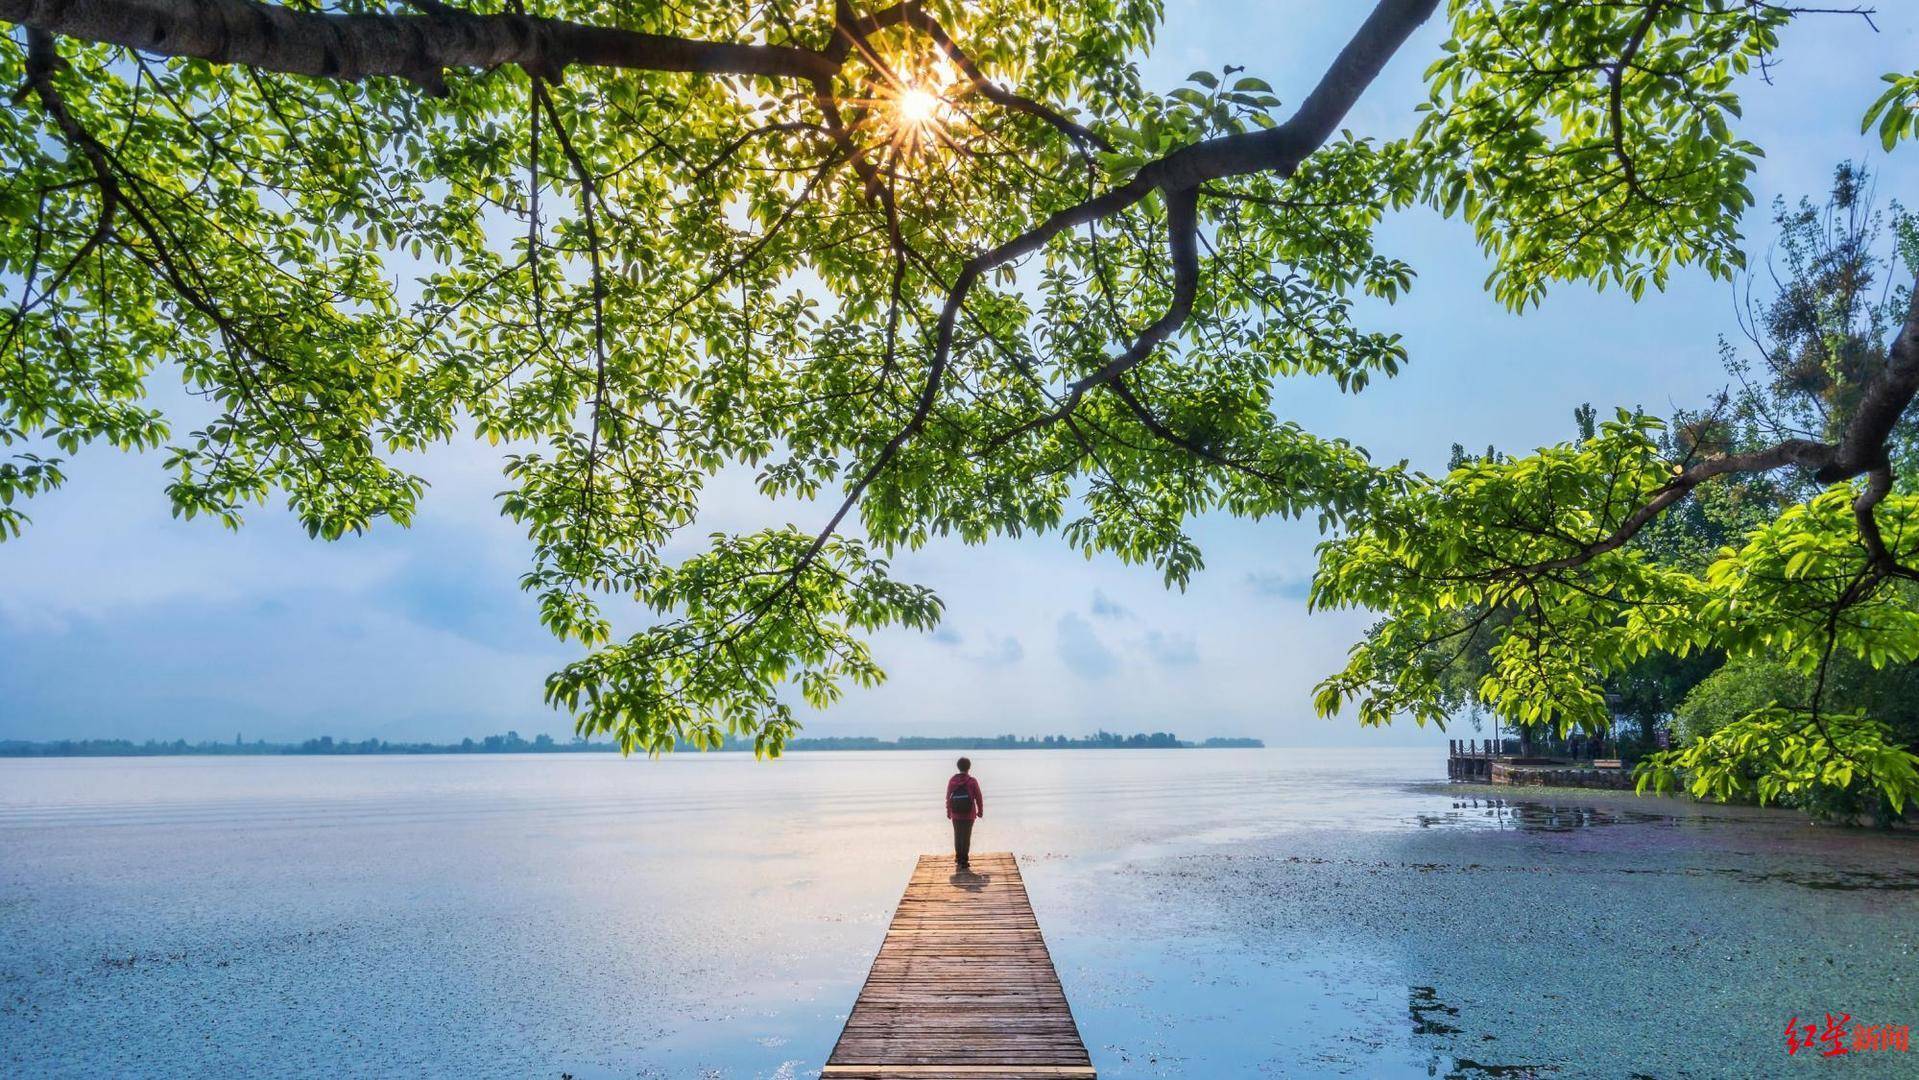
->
xmin=1785 ymin=1014 xmax=1911 ymax=1057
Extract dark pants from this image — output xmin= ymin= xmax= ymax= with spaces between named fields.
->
xmin=952 ymin=817 xmax=974 ymax=867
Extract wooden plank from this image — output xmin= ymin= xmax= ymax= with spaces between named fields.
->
xmin=822 ymin=1066 xmax=1096 ymax=1077
xmin=826 ymin=852 xmax=1094 ymax=1079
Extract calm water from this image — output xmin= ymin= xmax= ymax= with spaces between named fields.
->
xmin=2 ymin=748 xmax=1915 ymax=1078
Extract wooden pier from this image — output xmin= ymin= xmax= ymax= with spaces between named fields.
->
xmin=1447 ymin=738 xmax=1501 ymax=781
xmin=823 ymin=852 xmax=1095 ymax=1080
xmin=1447 ymin=738 xmax=1635 ymax=789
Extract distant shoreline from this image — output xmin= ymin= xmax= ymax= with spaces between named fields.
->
xmin=0 ymin=731 xmax=1264 ymax=758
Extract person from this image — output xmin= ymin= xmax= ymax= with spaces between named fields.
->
xmin=945 ymin=757 xmax=984 ymax=870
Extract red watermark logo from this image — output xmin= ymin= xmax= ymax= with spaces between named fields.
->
xmin=1785 ymin=1014 xmax=1910 ymax=1057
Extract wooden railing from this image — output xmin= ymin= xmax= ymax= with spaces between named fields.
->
xmin=1448 ymin=737 xmax=1631 ymax=784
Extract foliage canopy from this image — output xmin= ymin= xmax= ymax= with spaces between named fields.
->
xmin=4 ymin=0 xmax=1918 ymax=807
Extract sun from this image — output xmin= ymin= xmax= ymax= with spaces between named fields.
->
xmin=896 ymin=86 xmax=943 ymax=126
xmin=852 ymin=61 xmax=963 ymax=162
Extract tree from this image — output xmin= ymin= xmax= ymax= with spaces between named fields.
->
xmin=1653 ymin=168 xmax=1919 ymax=821
xmin=1356 ymin=410 xmax=1726 ymax=752
xmin=1679 ymin=650 xmax=1919 ymax=742
xmin=1315 ymin=165 xmax=1919 ymax=818
xmin=3 ymin=1 xmax=1916 ymax=771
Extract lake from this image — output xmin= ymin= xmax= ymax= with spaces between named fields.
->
xmin=2 ymin=748 xmax=1914 ymax=1077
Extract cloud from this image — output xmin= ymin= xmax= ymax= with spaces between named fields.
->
xmin=1245 ymin=571 xmax=1313 ymax=600
xmin=378 ymin=545 xmax=555 ymax=651
xmin=1054 ymin=613 xmax=1119 ymax=679
xmin=0 ymin=591 xmax=571 ymax=742
xmin=1089 ymin=589 xmax=1131 ymax=619
xmin=969 ymin=635 xmax=1025 ymax=666
xmin=1142 ymin=630 xmax=1199 ymax=666
xmin=927 ymin=623 xmax=1022 ymax=665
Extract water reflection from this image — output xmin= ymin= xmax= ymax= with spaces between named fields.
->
xmin=1434 ymin=1057 xmax=1559 ymax=1078
xmin=1406 ymin=985 xmax=1462 ymax=1035
xmin=1412 ymin=797 xmax=1676 ymax=832
xmin=1408 ymin=986 xmax=1561 ymax=1077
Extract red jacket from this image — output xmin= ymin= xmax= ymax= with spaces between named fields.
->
xmin=945 ymin=773 xmax=983 ymax=821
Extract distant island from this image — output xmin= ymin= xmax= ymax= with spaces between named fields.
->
xmin=0 ymin=730 xmax=1263 ymax=758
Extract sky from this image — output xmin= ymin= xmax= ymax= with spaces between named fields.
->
xmin=2 ymin=2 xmax=1916 ymax=746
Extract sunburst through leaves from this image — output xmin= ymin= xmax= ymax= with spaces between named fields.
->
xmin=856 ymin=56 xmax=963 ymax=163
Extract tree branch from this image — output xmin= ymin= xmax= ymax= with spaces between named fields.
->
xmin=1506 ymin=438 xmax=1835 ymax=576
xmin=1 ymin=0 xmax=838 ymax=90
xmin=1818 ymin=275 xmax=1919 ymax=482
xmin=1607 ymin=0 xmax=1668 ymax=206
xmin=1495 ymin=272 xmax=1919 ymax=580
